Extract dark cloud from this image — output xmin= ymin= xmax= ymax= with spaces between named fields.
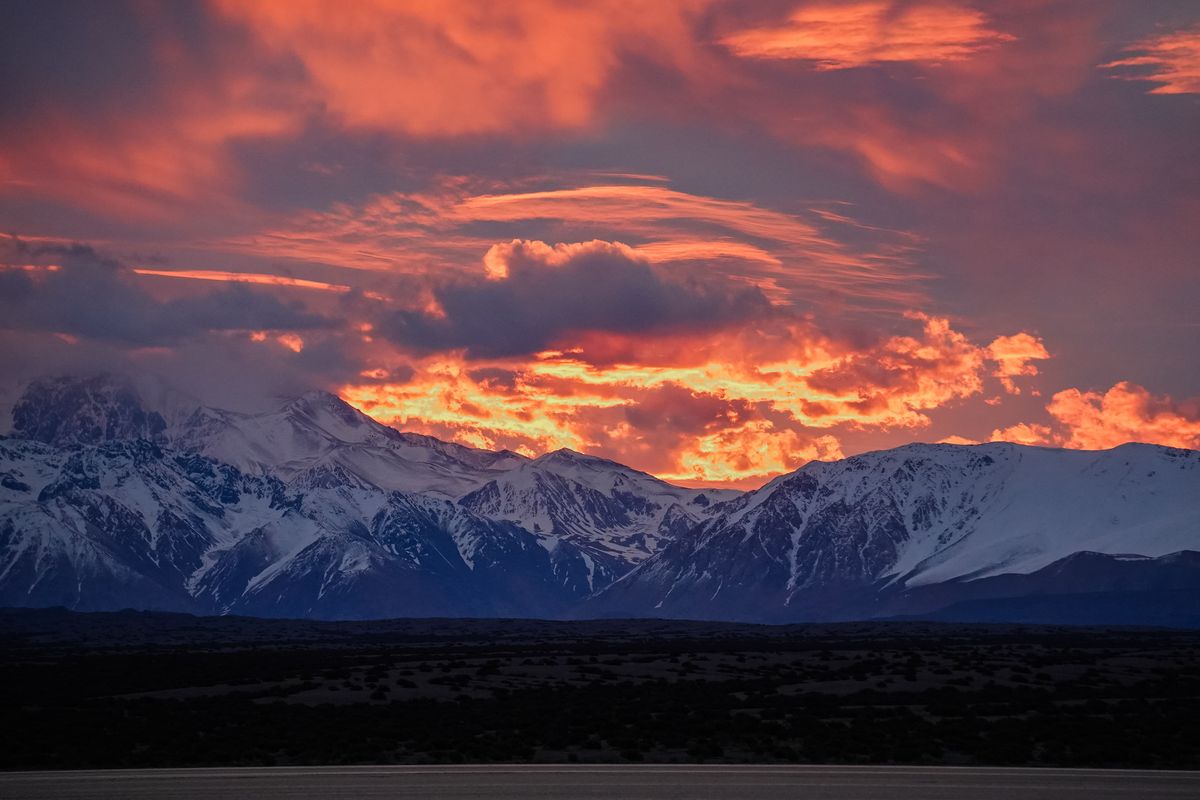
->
xmin=0 ymin=328 xmax=375 ymax=416
xmin=621 ymin=384 xmax=743 ymax=433
xmin=0 ymin=238 xmax=329 ymax=346
xmin=376 ymin=240 xmax=772 ymax=358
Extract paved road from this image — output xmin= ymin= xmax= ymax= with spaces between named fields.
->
xmin=3 ymin=764 xmax=1198 ymax=799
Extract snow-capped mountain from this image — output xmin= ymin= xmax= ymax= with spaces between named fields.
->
xmin=2 ymin=376 xmax=1198 ymax=625
xmin=460 ymin=448 xmax=736 ymax=591
xmin=589 ymin=442 xmax=1200 ymax=622
xmin=0 ymin=433 xmax=591 ymax=618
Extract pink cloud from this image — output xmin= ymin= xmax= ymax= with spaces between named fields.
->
xmin=722 ymin=1 xmax=1014 ymax=69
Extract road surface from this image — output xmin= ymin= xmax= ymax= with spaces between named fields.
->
xmin=2 ymin=764 xmax=1198 ymax=799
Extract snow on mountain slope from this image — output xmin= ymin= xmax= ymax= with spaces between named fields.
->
xmin=592 ymin=442 xmax=1200 ymax=621
xmin=201 ymin=486 xmax=583 ymax=619
xmin=2 ymin=376 xmax=738 ymax=607
xmin=0 ymin=435 xmax=589 ymax=618
xmin=883 ymin=443 xmax=1200 ymax=585
xmin=458 ymin=448 xmax=738 ymax=589
xmin=0 ymin=438 xmax=284 ymax=611
xmin=169 ymin=390 xmax=524 ymax=496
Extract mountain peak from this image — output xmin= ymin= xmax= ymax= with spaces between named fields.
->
xmin=531 ymin=447 xmax=655 ymax=474
xmin=282 ymin=389 xmax=357 ymax=414
xmin=535 ymin=447 xmax=594 ymax=464
xmin=277 ymin=390 xmax=383 ymax=434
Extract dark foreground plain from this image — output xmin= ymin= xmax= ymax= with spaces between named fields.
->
xmin=2 ymin=608 xmax=1199 ymax=769
xmin=3 ymin=765 xmax=1200 ymax=800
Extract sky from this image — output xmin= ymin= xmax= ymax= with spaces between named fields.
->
xmin=1 ymin=0 xmax=1198 ymax=488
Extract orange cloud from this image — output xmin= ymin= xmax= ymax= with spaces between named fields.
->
xmin=988 ymin=422 xmax=1053 ymax=446
xmin=631 ymin=240 xmax=781 ymax=267
xmin=276 ymin=333 xmax=305 ymax=353
xmin=1103 ymin=27 xmax=1200 ymax=94
xmin=2 ymin=116 xmax=285 ymax=222
xmin=1046 ymin=382 xmax=1200 ymax=450
xmin=661 ymin=423 xmax=844 ymax=486
xmin=722 ymin=1 xmax=1014 ymax=69
xmin=990 ymin=382 xmax=1200 ymax=450
xmin=987 ymin=331 xmax=1050 ymax=394
xmin=801 ymin=314 xmax=991 ymax=428
xmin=796 ymin=108 xmax=991 ymax=192
xmin=212 ymin=0 xmax=708 ymax=136
xmin=458 ymin=186 xmax=925 ymax=304
xmin=937 ymin=434 xmax=980 ymax=445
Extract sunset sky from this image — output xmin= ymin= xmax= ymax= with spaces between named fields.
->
xmin=2 ymin=0 xmax=1198 ymax=487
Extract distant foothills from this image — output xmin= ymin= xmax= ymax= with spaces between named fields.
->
xmin=1 ymin=375 xmax=1197 ymax=627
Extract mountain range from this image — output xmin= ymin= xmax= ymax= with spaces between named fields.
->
xmin=1 ymin=375 xmax=1197 ymax=625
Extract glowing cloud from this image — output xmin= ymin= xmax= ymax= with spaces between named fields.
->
xmin=1045 ymin=382 xmax=1200 ymax=450
xmin=722 ymin=1 xmax=1013 ymax=69
xmin=802 ymin=314 xmax=990 ymax=428
xmin=342 ymin=314 xmax=1044 ymax=486
xmin=988 ymin=422 xmax=1053 ymax=447
xmin=661 ymin=423 xmax=844 ymax=485
xmin=990 ymin=382 xmax=1200 ymax=451
xmin=276 ymin=333 xmax=305 ymax=353
xmin=987 ymin=332 xmax=1050 ymax=394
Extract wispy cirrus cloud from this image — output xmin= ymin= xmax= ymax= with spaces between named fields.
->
xmin=224 ymin=181 xmax=924 ymax=309
xmin=1103 ymin=26 xmax=1200 ymax=95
